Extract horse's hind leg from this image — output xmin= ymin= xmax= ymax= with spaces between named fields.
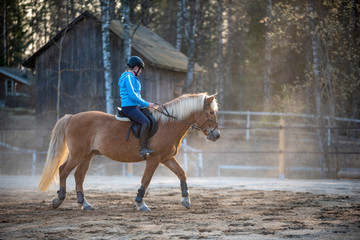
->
xmin=74 ymin=154 xmax=94 ymax=210
xmin=53 ymin=154 xmax=80 ymax=209
xmin=162 ymin=157 xmax=191 ymax=209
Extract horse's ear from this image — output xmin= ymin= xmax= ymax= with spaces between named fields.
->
xmin=206 ymin=93 xmax=217 ymax=104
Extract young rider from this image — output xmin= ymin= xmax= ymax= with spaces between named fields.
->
xmin=118 ymin=56 xmax=155 ymax=157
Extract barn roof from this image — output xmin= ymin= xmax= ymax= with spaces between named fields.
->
xmin=0 ymin=67 xmax=33 ymax=86
xmin=23 ymin=11 xmax=203 ymax=73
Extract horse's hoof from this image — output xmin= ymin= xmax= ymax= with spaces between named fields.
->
xmin=136 ymin=201 xmax=151 ymax=211
xmin=52 ymin=198 xmax=64 ymax=209
xmin=78 ymin=199 xmax=95 ymax=211
xmin=81 ymin=204 xmax=95 ymax=211
xmin=182 ymin=196 xmax=191 ymax=209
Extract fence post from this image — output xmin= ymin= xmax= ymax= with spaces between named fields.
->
xmin=183 ymin=138 xmax=188 ymax=172
xmin=32 ymin=150 xmax=36 ymax=176
xmin=199 ymin=152 xmax=203 ymax=177
xmin=127 ymin=163 xmax=133 ymax=177
xmin=246 ymin=111 xmax=250 ymax=141
xmin=122 ymin=163 xmax=126 ymax=176
xmin=327 ymin=118 xmax=331 ymax=146
xmin=279 ymin=118 xmax=285 ymax=180
xmin=184 ymin=153 xmax=188 ymax=173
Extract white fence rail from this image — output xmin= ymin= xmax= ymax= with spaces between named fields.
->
xmin=216 ymin=111 xmax=360 ymax=179
xmin=0 ymin=141 xmax=46 ymax=176
xmin=218 ymin=110 xmax=360 ymax=145
xmin=181 ymin=138 xmax=203 ymax=177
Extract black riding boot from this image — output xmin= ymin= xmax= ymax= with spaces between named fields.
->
xmin=139 ymin=123 xmax=154 ymax=157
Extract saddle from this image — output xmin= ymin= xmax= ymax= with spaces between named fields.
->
xmin=115 ymin=107 xmax=158 ymax=140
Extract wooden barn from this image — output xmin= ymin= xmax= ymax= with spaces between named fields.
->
xmin=0 ymin=67 xmax=34 ymax=108
xmin=23 ymin=11 xmax=202 ymax=126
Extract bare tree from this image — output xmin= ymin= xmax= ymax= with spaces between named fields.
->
xmin=140 ymin=0 xmax=150 ymax=27
xmin=263 ymin=0 xmax=272 ymax=111
xmin=69 ymin=0 xmax=75 ymax=20
xmin=56 ymin=31 xmax=66 ymax=120
xmin=224 ymin=0 xmax=233 ymax=110
xmin=109 ymin=0 xmax=115 ymax=19
xmin=100 ymin=0 xmax=114 ymax=114
xmin=182 ymin=0 xmax=197 ymax=93
xmin=176 ymin=0 xmax=183 ymax=51
xmin=122 ymin=0 xmax=131 ymax=68
xmin=309 ymin=0 xmax=326 ymax=178
xmin=216 ymin=0 xmax=224 ymax=105
xmin=3 ymin=0 xmax=6 ymax=66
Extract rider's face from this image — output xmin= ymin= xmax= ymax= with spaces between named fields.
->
xmin=134 ymin=66 xmax=142 ymax=76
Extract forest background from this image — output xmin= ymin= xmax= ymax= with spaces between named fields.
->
xmin=1 ymin=0 xmax=359 ymax=119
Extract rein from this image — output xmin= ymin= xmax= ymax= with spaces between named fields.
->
xmin=153 ymin=100 xmax=218 ymax=133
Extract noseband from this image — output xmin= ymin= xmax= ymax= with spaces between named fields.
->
xmin=154 ymin=99 xmax=219 ymax=134
xmin=196 ymin=108 xmax=219 ymax=135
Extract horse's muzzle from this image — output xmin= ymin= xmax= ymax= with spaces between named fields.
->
xmin=207 ymin=129 xmax=220 ymax=142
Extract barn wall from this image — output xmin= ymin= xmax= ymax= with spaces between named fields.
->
xmin=60 ymin=16 xmax=105 ymax=114
xmin=141 ymin=66 xmax=185 ymax=105
xmin=35 ymin=40 xmax=58 ymax=125
xmin=35 ymin=16 xmax=106 ymax=126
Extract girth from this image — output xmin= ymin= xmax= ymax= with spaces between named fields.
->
xmin=115 ymin=107 xmax=158 ymax=140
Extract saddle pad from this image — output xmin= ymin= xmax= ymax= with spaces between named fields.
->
xmin=114 ymin=114 xmax=131 ymax=122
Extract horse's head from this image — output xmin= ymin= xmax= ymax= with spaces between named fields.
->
xmin=194 ymin=94 xmax=221 ymax=142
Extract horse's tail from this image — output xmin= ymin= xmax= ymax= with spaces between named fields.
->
xmin=38 ymin=114 xmax=72 ymax=192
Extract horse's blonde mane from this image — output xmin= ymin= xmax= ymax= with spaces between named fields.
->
xmin=152 ymin=93 xmax=218 ymax=123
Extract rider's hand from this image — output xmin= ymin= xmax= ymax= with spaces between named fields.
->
xmin=148 ymin=102 xmax=155 ymax=109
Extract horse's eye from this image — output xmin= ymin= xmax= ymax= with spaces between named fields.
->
xmin=209 ymin=111 xmax=214 ymax=115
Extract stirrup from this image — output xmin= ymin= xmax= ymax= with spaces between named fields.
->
xmin=139 ymin=148 xmax=154 ymax=157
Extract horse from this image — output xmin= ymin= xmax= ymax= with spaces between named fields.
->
xmin=38 ymin=93 xmax=220 ymax=211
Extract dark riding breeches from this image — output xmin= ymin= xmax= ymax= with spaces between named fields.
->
xmin=121 ymin=106 xmax=150 ymax=127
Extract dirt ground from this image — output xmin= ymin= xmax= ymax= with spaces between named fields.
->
xmin=0 ymin=177 xmax=359 ymax=240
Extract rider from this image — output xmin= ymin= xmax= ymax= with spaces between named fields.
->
xmin=118 ymin=56 xmax=156 ymax=157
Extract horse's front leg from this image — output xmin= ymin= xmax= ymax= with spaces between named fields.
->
xmin=135 ymin=158 xmax=159 ymax=211
xmin=162 ymin=157 xmax=191 ymax=209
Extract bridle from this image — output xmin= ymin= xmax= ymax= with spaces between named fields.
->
xmin=153 ymin=98 xmax=219 ymax=134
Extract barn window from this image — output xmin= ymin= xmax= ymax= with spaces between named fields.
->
xmin=5 ymin=79 xmax=14 ymax=96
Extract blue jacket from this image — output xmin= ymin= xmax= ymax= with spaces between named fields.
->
xmin=118 ymin=72 xmax=149 ymax=108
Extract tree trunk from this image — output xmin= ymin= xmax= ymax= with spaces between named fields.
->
xmin=176 ymin=0 xmax=183 ymax=51
xmin=309 ymin=0 xmax=326 ymax=178
xmin=122 ymin=0 xmax=131 ymax=68
xmin=140 ymin=0 xmax=150 ymax=27
xmin=57 ymin=30 xmax=67 ymax=120
xmin=348 ymin=0 xmax=359 ymax=120
xmin=304 ymin=40 xmax=312 ymax=113
xmin=182 ymin=0 xmax=197 ymax=93
xmin=70 ymin=0 xmax=75 ymax=20
xmin=3 ymin=0 xmax=6 ymax=66
xmin=109 ymin=0 xmax=115 ymax=19
xmin=224 ymin=0 xmax=233 ymax=110
xmin=263 ymin=0 xmax=272 ymax=112
xmin=100 ymin=0 xmax=114 ymax=114
xmin=216 ymin=0 xmax=224 ymax=105
xmin=129 ymin=0 xmax=136 ymax=23
xmin=322 ymin=37 xmax=338 ymax=178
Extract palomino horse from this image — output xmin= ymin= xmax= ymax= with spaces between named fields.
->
xmin=38 ymin=93 xmax=220 ymax=211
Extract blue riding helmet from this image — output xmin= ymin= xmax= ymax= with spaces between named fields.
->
xmin=127 ymin=56 xmax=145 ymax=69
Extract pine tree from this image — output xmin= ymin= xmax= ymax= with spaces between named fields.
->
xmin=1 ymin=0 xmax=28 ymax=67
